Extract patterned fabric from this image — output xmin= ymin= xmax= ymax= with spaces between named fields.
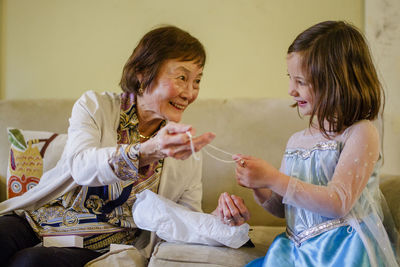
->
xmin=7 ymin=129 xmax=66 ymax=199
xmin=25 ymin=91 xmax=165 ymax=250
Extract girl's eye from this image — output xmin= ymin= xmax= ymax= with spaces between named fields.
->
xmin=195 ymin=79 xmax=201 ymax=84
xmin=297 ymin=80 xmax=306 ymax=86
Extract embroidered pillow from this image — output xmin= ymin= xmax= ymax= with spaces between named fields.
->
xmin=7 ymin=128 xmax=67 ymax=199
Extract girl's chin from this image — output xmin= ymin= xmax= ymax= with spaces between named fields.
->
xmin=299 ymin=108 xmax=312 ymax=116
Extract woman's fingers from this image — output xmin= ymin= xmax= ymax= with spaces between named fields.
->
xmin=158 ymin=130 xmax=215 ymax=159
xmin=231 ymin=195 xmax=250 ymax=221
xmin=163 ymin=122 xmax=192 ymax=134
xmin=223 ymin=193 xmax=242 ymax=224
xmin=191 ymin=132 xmax=216 ymax=151
xmin=216 ymin=193 xmax=232 ymax=225
xmin=217 ymin=193 xmax=250 ymax=226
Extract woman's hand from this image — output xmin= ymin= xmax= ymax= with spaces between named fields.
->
xmin=139 ymin=122 xmax=215 ymax=166
xmin=212 ymin=192 xmax=250 ymax=226
xmin=232 ymin=154 xmax=280 ymax=189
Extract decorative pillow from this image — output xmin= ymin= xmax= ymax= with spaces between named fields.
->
xmin=7 ymin=128 xmax=67 ymax=199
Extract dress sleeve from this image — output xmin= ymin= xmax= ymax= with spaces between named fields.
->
xmin=282 ymin=121 xmax=380 ymax=218
xmin=256 ymin=156 xmax=286 ymax=218
xmin=108 ymin=144 xmax=141 ymax=181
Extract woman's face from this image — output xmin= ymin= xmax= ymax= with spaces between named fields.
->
xmin=139 ymin=59 xmax=203 ymax=123
xmin=286 ymin=52 xmax=314 ymax=116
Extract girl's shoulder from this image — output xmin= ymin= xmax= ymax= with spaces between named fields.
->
xmin=339 ymin=120 xmax=379 ymax=142
xmin=286 ymin=129 xmax=310 ymax=148
xmin=286 ymin=120 xmax=379 ymax=149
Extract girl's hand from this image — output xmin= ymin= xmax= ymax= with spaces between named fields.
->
xmin=140 ymin=122 xmax=215 ymax=166
xmin=212 ymin=192 xmax=250 ymax=226
xmin=233 ymin=154 xmax=280 ymax=189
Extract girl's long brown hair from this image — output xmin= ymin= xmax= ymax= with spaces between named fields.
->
xmin=288 ymin=21 xmax=384 ymax=137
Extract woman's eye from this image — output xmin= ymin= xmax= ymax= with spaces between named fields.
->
xmin=178 ymin=75 xmax=186 ymax=81
xmin=195 ymin=79 xmax=201 ymax=84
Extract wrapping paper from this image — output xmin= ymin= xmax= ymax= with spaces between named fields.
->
xmin=132 ymin=190 xmax=250 ymax=248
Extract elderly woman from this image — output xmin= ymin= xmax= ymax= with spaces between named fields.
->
xmin=0 ymin=26 xmax=250 ymax=266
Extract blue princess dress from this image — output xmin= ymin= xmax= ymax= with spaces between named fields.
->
xmin=247 ymin=121 xmax=398 ymax=267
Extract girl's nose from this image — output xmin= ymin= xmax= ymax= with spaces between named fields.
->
xmin=288 ymin=81 xmax=297 ymax=97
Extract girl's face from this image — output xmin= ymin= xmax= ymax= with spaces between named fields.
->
xmin=138 ymin=59 xmax=203 ymax=123
xmin=286 ymin=52 xmax=314 ymax=116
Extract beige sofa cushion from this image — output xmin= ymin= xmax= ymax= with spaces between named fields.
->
xmin=0 ymin=99 xmax=74 ymax=201
xmin=148 ymin=226 xmax=285 ymax=267
xmin=182 ymin=98 xmax=306 ymax=227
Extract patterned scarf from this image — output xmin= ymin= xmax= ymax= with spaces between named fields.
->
xmin=25 ymin=92 xmax=165 ymax=251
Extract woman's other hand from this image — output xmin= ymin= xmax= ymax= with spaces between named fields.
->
xmin=212 ymin=192 xmax=250 ymax=226
xmin=140 ymin=122 xmax=215 ymax=166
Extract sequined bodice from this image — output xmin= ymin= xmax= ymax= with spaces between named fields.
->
xmin=282 ymin=139 xmax=380 ymax=237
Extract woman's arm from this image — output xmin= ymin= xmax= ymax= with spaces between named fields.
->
xmin=65 ymin=92 xmax=215 ymax=187
xmin=65 ymin=91 xmax=123 ymax=186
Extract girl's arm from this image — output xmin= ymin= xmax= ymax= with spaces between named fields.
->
xmin=234 ymin=120 xmax=379 ymax=219
xmin=282 ymin=121 xmax=380 ymax=218
xmin=250 ymin=156 xmax=286 ymax=218
xmin=253 ymin=188 xmax=284 ymax=218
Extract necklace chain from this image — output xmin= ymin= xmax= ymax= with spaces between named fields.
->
xmin=138 ymin=130 xmax=155 ymax=140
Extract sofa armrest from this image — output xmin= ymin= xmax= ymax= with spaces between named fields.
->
xmin=380 ymin=174 xmax=400 ymax=231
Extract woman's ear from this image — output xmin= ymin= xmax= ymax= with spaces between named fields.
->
xmin=136 ymin=73 xmax=143 ymax=84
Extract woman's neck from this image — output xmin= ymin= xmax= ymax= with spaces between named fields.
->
xmin=136 ymin=100 xmax=163 ymax=138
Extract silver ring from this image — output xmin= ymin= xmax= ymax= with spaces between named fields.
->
xmin=240 ymin=159 xmax=245 ymax=168
xmin=226 ymin=218 xmax=233 ymax=222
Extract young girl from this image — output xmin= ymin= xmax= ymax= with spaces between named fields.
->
xmin=234 ymin=21 xmax=399 ymax=267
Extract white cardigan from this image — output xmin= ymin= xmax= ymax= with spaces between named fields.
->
xmin=0 ymin=91 xmax=203 ymax=257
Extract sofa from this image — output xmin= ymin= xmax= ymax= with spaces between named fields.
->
xmin=0 ymin=96 xmax=399 ymax=266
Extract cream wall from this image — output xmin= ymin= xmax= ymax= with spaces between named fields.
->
xmin=365 ymin=0 xmax=400 ymax=176
xmin=2 ymin=1 xmax=398 ymax=175
xmin=0 ymin=0 xmax=363 ymax=100
xmin=0 ymin=0 xmax=4 ymax=99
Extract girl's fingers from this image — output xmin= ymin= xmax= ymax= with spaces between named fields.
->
xmin=232 ymin=154 xmax=252 ymax=161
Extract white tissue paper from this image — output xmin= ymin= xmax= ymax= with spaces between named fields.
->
xmin=132 ymin=190 xmax=250 ymax=249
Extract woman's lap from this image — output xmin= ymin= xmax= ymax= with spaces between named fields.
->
xmin=0 ymin=214 xmax=102 ymax=267
xmin=8 ymin=246 xmax=102 ymax=267
xmin=0 ymin=214 xmax=40 ymax=263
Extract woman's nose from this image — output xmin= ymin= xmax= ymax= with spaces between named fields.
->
xmin=180 ymin=84 xmax=194 ymax=100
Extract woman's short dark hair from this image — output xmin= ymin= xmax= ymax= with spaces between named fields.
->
xmin=120 ymin=25 xmax=206 ymax=94
xmin=288 ymin=21 xmax=383 ymax=137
